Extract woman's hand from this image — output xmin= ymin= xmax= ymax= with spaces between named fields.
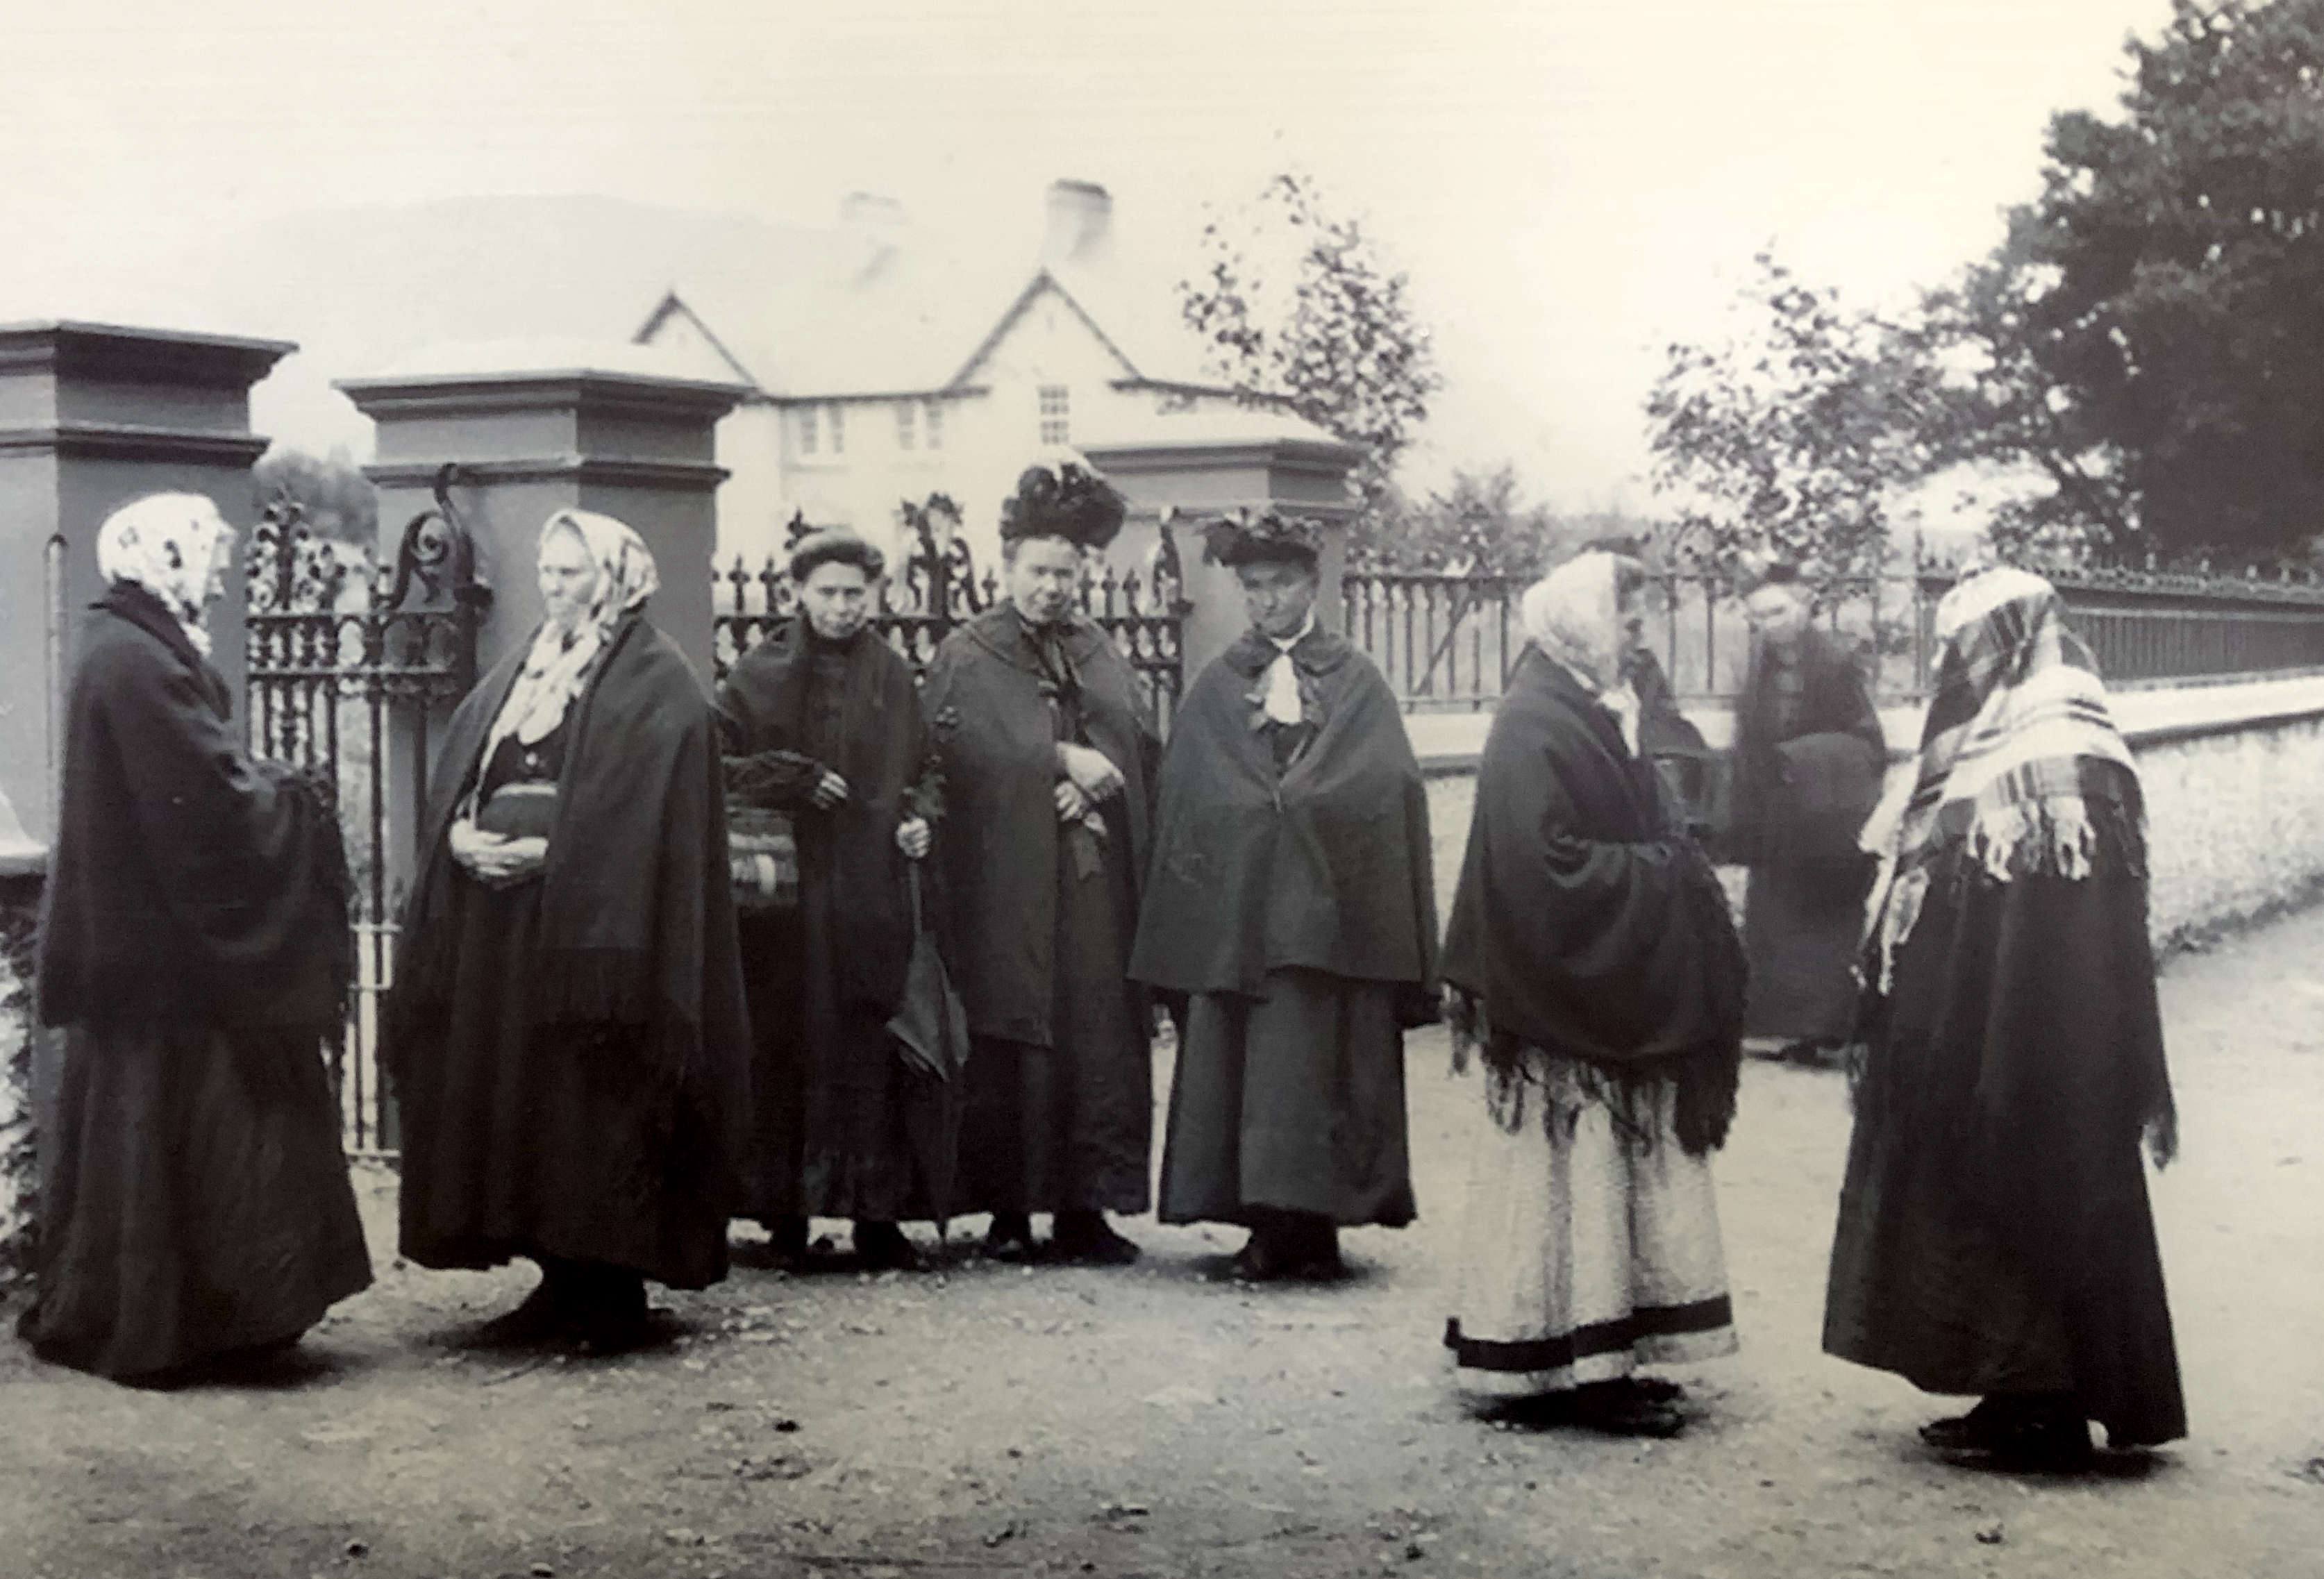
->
xmin=896 ymin=816 xmax=932 ymax=860
xmin=1056 ymin=742 xmax=1124 ymax=802
xmin=450 ymin=818 xmax=549 ymax=888
xmin=812 ymin=769 xmax=850 ymax=810
xmin=1054 ymin=778 xmax=1092 ymax=824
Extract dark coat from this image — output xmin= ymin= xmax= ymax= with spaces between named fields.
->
xmin=922 ymin=605 xmax=1158 ymax=1046
xmin=1729 ymin=626 xmax=1885 ymax=871
xmin=1440 ymin=648 xmax=1746 ymax=1153
xmin=39 ymin=585 xmax=349 ymax=1033
xmin=1130 ymin=626 xmax=1437 ymax=1012
xmin=388 ymin=615 xmax=753 ymax=1215
xmin=717 ymin=619 xmax=926 ymax=1017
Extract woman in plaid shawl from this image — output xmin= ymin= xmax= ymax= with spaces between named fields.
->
xmin=1823 ymin=565 xmax=2184 ymax=1472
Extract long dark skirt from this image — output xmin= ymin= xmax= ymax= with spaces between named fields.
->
xmin=1159 ymin=968 xmax=1414 ymax=1228
xmin=1742 ymin=849 xmax=1873 ymax=1043
xmin=22 ymin=1021 xmax=371 ymax=1382
xmin=1823 ymin=872 xmax=2185 ymax=1446
xmin=737 ymin=901 xmax=931 ymax=1223
xmin=395 ymin=872 xmax=729 ymax=1289
xmin=958 ymin=825 xmax=1151 ymax=1217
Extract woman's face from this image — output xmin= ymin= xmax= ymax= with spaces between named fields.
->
xmin=800 ymin=559 xmax=873 ymax=642
xmin=1235 ymin=559 xmax=1320 ymax=641
xmin=537 ymin=527 xmax=601 ymax=634
xmin=1005 ymin=535 xmax=1082 ymax=626
xmin=198 ymin=526 xmax=233 ymax=608
xmin=1744 ymin=583 xmax=1810 ymax=649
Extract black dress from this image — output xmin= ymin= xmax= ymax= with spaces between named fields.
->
xmin=394 ymin=723 xmax=729 ymax=1290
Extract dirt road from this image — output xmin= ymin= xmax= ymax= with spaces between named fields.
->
xmin=6 ymin=906 xmax=2324 ymax=1578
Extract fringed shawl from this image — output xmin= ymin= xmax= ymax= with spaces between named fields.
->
xmin=388 ymin=615 xmax=751 ymax=1158
xmin=1440 ymin=648 xmax=1747 ymax=1155
xmin=1862 ymin=567 xmax=2146 ymax=996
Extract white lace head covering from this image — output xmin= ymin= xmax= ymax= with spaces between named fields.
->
xmin=476 ymin=511 xmax=661 ymax=775
xmin=94 ymin=493 xmax=235 ymax=657
xmin=1521 ymin=551 xmax=1645 ymax=749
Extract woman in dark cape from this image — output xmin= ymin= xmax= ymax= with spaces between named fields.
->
xmin=1440 ymin=551 xmax=1747 ymax=1438
xmin=1825 ymin=565 xmax=2183 ymax=1471
xmin=1132 ymin=512 xmax=1437 ymax=1279
xmin=717 ymin=528 xmax=941 ymax=1270
xmin=1730 ymin=563 xmax=1885 ymax=1062
xmin=923 ymin=460 xmax=1158 ymax=1264
xmin=24 ymin=492 xmax=371 ymax=1384
xmin=386 ymin=510 xmax=750 ymax=1353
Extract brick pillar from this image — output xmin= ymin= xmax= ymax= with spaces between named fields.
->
xmin=0 ymin=321 xmax=292 ymax=847
xmin=1082 ymin=426 xmax=1364 ymax=684
xmin=336 ymin=348 xmax=744 ymax=901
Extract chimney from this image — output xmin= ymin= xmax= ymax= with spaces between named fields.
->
xmin=1041 ymin=179 xmax=1113 ymax=267
xmin=836 ymin=191 xmax=908 ymax=283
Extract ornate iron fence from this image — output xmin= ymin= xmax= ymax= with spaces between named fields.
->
xmin=714 ymin=502 xmax=1192 ymax=735
xmin=1346 ymin=557 xmax=2324 ymax=712
xmin=242 ymin=473 xmax=484 ymax=1152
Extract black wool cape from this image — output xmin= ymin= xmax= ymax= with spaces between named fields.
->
xmin=1440 ymin=648 xmax=1746 ymax=1154
xmin=387 ymin=616 xmax=753 ymax=1260
xmin=1130 ymin=626 xmax=1437 ymax=1010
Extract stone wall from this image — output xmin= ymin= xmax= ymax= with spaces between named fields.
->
xmin=1412 ymin=674 xmax=2324 ymax=957
xmin=0 ymin=874 xmax=42 ymax=1281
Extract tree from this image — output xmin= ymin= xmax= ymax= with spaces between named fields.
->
xmin=1645 ymin=253 xmax=1954 ymax=579
xmin=1180 ymin=172 xmax=1441 ymax=526
xmin=253 ymin=445 xmax=379 ymax=549
xmin=1353 ymin=465 xmax=1627 ymax=576
xmin=1948 ymin=0 xmax=2324 ymax=562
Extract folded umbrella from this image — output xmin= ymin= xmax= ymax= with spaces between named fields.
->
xmin=887 ymin=864 xmax=970 ymax=1225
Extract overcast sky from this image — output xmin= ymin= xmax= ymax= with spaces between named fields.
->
xmin=0 ymin=0 xmax=2175 ymax=510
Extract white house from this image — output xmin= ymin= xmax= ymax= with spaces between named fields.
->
xmin=631 ymin=179 xmax=1344 ymax=574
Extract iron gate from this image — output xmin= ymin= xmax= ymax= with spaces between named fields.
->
xmin=242 ymin=471 xmax=483 ymax=1152
xmin=714 ymin=498 xmax=1192 ymax=735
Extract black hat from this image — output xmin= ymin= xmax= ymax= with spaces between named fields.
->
xmin=1201 ymin=508 xmax=1323 ymax=569
xmin=787 ymin=527 xmax=885 ymax=585
xmin=998 ymin=459 xmax=1126 ymax=551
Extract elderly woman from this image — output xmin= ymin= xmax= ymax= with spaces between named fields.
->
xmin=923 ymin=461 xmax=1159 ymax=1265
xmin=1730 ymin=562 xmax=1885 ymax=1065
xmin=22 ymin=493 xmax=371 ymax=1384
xmin=1441 ymin=551 xmax=1747 ymax=1438
xmin=1134 ymin=510 xmax=1437 ymax=1282
xmin=717 ymin=529 xmax=939 ymax=1271
xmin=386 ymin=510 xmax=750 ymax=1354
xmin=1825 ymin=565 xmax=2183 ymax=1472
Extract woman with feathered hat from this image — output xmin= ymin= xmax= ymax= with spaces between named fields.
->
xmin=923 ymin=459 xmax=1160 ymax=1264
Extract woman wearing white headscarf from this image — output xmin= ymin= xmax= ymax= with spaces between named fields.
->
xmin=387 ymin=510 xmax=750 ymax=1355
xmin=24 ymin=493 xmax=371 ymax=1384
xmin=1823 ymin=565 xmax=2182 ymax=1471
xmin=1439 ymin=551 xmax=1748 ymax=1437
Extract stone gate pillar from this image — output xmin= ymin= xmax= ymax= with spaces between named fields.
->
xmin=337 ymin=343 xmax=745 ymax=899
xmin=0 ymin=320 xmax=292 ymax=846
xmin=1082 ymin=421 xmax=1364 ymax=685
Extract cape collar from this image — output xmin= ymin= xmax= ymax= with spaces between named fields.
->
xmin=1221 ymin=621 xmax=1353 ymax=680
xmin=964 ymin=602 xmax=1107 ymax=677
xmin=98 ymin=583 xmax=225 ymax=712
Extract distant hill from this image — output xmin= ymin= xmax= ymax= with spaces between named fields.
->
xmin=161 ymin=194 xmax=820 ymax=457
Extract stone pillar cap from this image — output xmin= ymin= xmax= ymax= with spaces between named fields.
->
xmin=342 ymin=335 xmax=746 ymax=394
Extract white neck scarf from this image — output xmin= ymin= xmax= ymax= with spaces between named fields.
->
xmin=1262 ymin=612 xmax=1317 ymax=726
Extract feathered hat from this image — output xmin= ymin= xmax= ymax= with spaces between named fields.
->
xmin=998 ymin=456 xmax=1127 ymax=551
xmin=1201 ymin=507 xmax=1324 ymax=569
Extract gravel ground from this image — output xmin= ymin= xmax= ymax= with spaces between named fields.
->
xmin=6 ymin=905 xmax=2324 ymax=1578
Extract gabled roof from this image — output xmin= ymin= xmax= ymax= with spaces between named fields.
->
xmin=631 ymin=190 xmax=1241 ymax=403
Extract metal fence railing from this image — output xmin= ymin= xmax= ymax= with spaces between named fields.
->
xmin=1344 ymin=561 xmax=2324 ymax=712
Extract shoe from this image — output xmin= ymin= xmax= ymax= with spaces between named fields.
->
xmin=1053 ymin=1211 xmax=1142 ymax=1266
xmin=1922 ymin=1397 xmax=2094 ymax=1473
xmin=1570 ymin=1378 xmax=1687 ymax=1439
xmin=761 ymin=1215 xmax=811 ymax=1265
xmin=853 ymin=1221 xmax=922 ymax=1272
xmin=463 ymin=1279 xmax=571 ymax=1348
xmin=983 ymin=1212 xmax=1036 ymax=1262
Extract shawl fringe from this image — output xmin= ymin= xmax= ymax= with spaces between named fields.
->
xmin=1446 ymin=987 xmax=1739 ymax=1158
